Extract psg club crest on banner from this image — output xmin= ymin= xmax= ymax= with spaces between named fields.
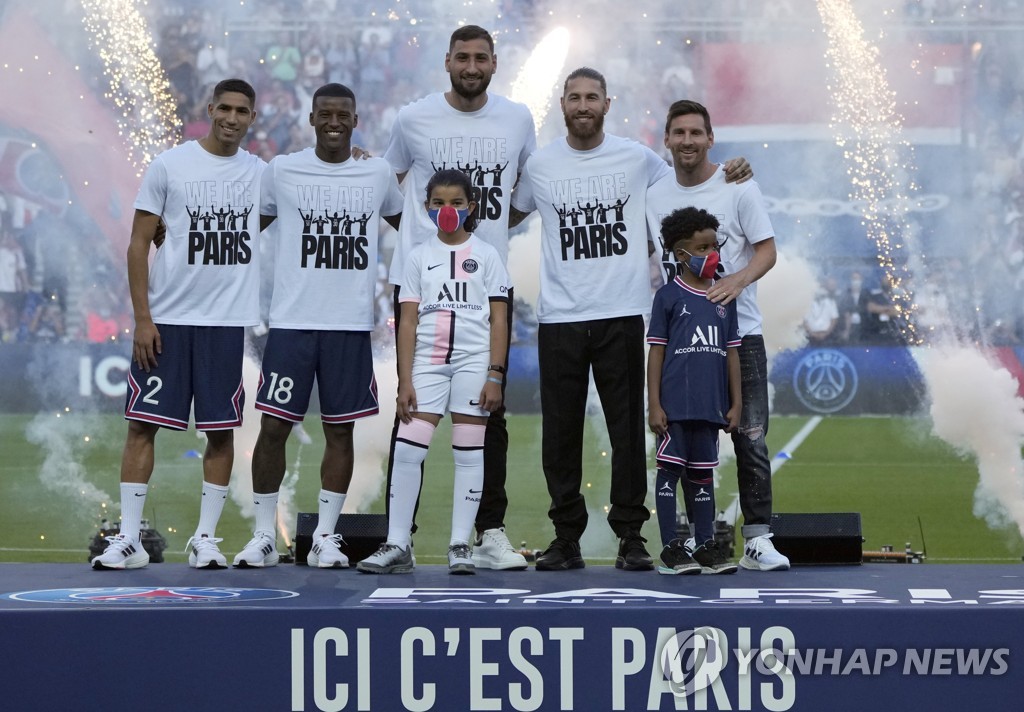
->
xmin=3 ymin=587 xmax=300 ymax=605
xmin=792 ymin=349 xmax=859 ymax=414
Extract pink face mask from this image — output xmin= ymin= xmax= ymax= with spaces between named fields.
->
xmin=428 ymin=205 xmax=470 ymax=234
xmin=681 ymin=248 xmax=720 ymax=279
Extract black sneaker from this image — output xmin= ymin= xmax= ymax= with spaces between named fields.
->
xmin=535 ymin=537 xmax=585 ymax=571
xmin=692 ymin=539 xmax=738 ymax=574
xmin=615 ymin=534 xmax=654 ymax=571
xmin=658 ymin=539 xmax=701 ymax=575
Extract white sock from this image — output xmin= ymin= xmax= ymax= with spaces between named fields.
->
xmin=451 ymin=423 xmax=485 ymax=546
xmin=252 ymin=491 xmax=279 ymax=537
xmin=194 ymin=481 xmax=229 ymax=539
xmin=389 ymin=441 xmax=428 ymax=547
xmin=313 ymin=489 xmax=347 ymax=537
xmin=119 ymin=482 xmax=148 ymax=542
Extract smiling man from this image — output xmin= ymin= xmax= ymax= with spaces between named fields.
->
xmin=232 ymin=83 xmax=403 ymax=569
xmin=644 ymin=99 xmax=788 ymax=572
xmin=382 ymin=25 xmax=537 ymax=571
xmin=93 ymin=79 xmax=265 ymax=571
xmin=510 ymin=71 xmax=753 ymax=573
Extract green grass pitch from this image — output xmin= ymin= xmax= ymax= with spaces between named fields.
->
xmin=0 ymin=413 xmax=1021 ymax=565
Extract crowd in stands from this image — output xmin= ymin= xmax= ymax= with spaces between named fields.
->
xmin=2 ymin=0 xmax=1024 ymax=346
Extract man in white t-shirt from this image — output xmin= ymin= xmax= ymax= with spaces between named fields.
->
xmin=382 ymin=25 xmax=536 ymax=570
xmin=233 ymin=83 xmax=403 ymax=569
xmin=511 ymin=67 xmax=668 ymax=571
xmin=92 ymin=79 xmax=265 ymax=571
xmin=511 ymin=70 xmax=752 ymax=572
xmin=645 ymin=99 xmax=789 ymax=571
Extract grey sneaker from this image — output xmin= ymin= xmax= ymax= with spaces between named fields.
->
xmin=357 ymin=542 xmax=414 ymax=574
xmin=448 ymin=542 xmax=476 ymax=575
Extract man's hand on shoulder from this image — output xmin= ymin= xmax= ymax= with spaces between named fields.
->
xmin=723 ymin=157 xmax=753 ymax=184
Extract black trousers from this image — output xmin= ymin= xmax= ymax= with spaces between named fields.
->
xmin=537 ymin=315 xmax=650 ymax=541
xmin=384 ymin=286 xmax=512 ymax=534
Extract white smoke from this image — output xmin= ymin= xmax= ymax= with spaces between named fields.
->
xmin=25 ymin=412 xmax=113 ymax=520
xmin=915 ymin=345 xmax=1024 ymax=537
xmin=760 ymin=252 xmax=816 ymax=357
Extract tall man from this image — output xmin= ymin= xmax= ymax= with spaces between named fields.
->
xmin=233 ymin=83 xmax=403 ymax=568
xmin=383 ymin=25 xmax=536 ymax=570
xmin=92 ymin=79 xmax=265 ymax=570
xmin=645 ymin=99 xmax=790 ymax=571
xmin=511 ymin=70 xmax=750 ymax=571
xmin=510 ymin=67 xmax=668 ymax=570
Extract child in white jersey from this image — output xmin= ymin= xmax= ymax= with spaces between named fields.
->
xmin=358 ymin=169 xmax=511 ymax=574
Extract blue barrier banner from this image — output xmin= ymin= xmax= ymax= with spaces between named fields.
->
xmin=0 ymin=342 xmax=130 ymax=412
xmin=2 ymin=564 xmax=1022 ymax=711
xmin=771 ymin=347 xmax=927 ymax=415
xmin=0 ymin=343 xmax=1001 ymax=417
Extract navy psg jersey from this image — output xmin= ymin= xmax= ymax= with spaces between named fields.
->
xmin=647 ymin=277 xmax=740 ymax=423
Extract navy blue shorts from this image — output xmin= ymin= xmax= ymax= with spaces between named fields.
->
xmin=255 ymin=329 xmax=378 ymax=423
xmin=124 ymin=324 xmax=244 ymax=431
xmin=655 ymin=420 xmax=721 ymax=471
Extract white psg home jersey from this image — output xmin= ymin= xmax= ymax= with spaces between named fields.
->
xmin=135 ymin=141 xmax=265 ymax=326
xmin=645 ymin=165 xmax=775 ymax=337
xmin=511 ymin=133 xmax=671 ymax=324
xmin=385 ymin=92 xmax=536 ymax=285
xmin=261 ymin=149 xmax=403 ymax=330
xmin=400 ymin=234 xmax=511 ymax=365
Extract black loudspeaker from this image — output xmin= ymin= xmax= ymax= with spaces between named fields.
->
xmin=294 ymin=513 xmax=388 ymax=565
xmin=769 ymin=512 xmax=863 ymax=565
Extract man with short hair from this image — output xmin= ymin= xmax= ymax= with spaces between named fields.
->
xmin=93 ymin=78 xmax=265 ymax=570
xmin=383 ymin=25 xmax=536 ymax=570
xmin=511 ymin=72 xmax=751 ymax=572
xmin=233 ymin=83 xmax=403 ymax=568
xmin=645 ymin=99 xmax=789 ymax=571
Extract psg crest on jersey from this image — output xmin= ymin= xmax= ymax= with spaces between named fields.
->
xmin=3 ymin=587 xmax=300 ymax=605
xmin=462 ymin=258 xmax=479 ymax=273
xmin=716 ymin=304 xmax=727 ymax=318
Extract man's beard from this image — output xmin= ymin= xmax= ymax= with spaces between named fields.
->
xmin=564 ymin=111 xmax=604 ymax=141
xmin=451 ymin=72 xmax=491 ymax=100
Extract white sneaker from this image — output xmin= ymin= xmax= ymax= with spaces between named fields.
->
xmin=308 ymin=533 xmax=349 ymax=568
xmin=472 ymin=527 xmax=528 ymax=570
xmin=448 ymin=542 xmax=476 ymax=575
xmin=187 ymin=534 xmax=227 ymax=569
xmin=357 ymin=542 xmax=414 ymax=574
xmin=232 ymin=531 xmax=279 ymax=568
xmin=91 ymin=534 xmax=149 ymax=570
xmin=739 ymin=533 xmax=791 ymax=571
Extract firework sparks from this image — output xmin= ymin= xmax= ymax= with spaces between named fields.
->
xmin=80 ymin=0 xmax=180 ymax=170
xmin=510 ymin=27 xmax=571 ymax=130
xmin=818 ymin=0 xmax=922 ymax=344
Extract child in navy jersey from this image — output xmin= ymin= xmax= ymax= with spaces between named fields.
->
xmin=646 ymin=206 xmax=741 ymax=574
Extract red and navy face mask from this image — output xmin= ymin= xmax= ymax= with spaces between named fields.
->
xmin=427 ymin=205 xmax=470 ymax=234
xmin=681 ymin=248 xmax=720 ymax=279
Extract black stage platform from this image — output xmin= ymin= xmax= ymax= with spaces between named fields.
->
xmin=3 ymin=563 xmax=1023 ymax=711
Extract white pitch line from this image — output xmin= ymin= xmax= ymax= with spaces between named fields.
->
xmin=722 ymin=415 xmax=824 ymax=525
